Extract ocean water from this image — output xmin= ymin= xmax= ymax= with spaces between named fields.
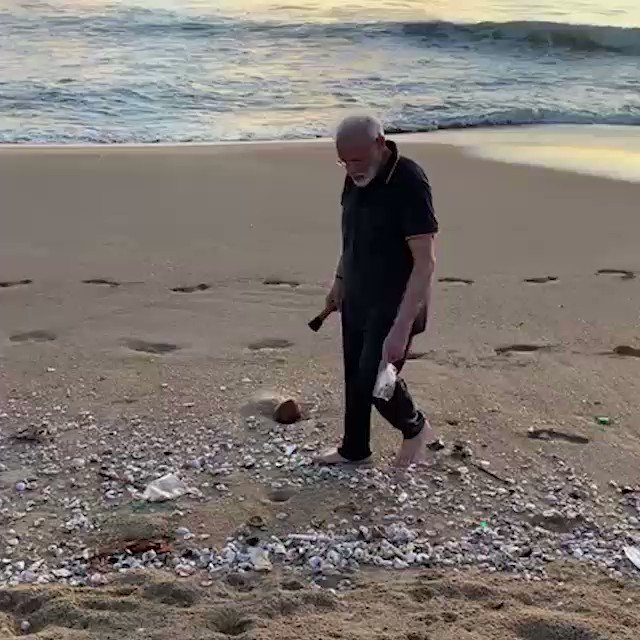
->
xmin=1 ymin=0 xmax=639 ymax=143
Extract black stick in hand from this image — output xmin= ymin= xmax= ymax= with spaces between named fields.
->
xmin=308 ymin=304 xmax=336 ymax=332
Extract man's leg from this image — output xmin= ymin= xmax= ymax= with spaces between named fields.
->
xmin=337 ymin=314 xmax=374 ymax=461
xmin=315 ymin=308 xmax=372 ymax=464
xmin=337 ymin=315 xmax=410 ymax=459
xmin=373 ymin=341 xmax=438 ymax=466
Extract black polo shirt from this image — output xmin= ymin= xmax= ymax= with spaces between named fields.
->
xmin=341 ymin=140 xmax=438 ymax=330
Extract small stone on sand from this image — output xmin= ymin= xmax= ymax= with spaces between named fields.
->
xmin=273 ymin=399 xmax=302 ymax=424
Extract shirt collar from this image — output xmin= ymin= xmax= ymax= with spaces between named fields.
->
xmin=380 ymin=139 xmax=400 ymax=185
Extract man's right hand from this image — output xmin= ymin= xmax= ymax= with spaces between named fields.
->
xmin=326 ymin=277 xmax=344 ymax=311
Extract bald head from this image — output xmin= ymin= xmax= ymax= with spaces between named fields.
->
xmin=335 ymin=115 xmax=389 ymax=187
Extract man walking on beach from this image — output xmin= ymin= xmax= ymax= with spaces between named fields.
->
xmin=315 ymin=115 xmax=439 ymax=467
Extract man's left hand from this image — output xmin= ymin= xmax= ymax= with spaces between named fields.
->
xmin=382 ymin=323 xmax=410 ymax=365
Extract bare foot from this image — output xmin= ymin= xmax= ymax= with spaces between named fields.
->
xmin=314 ymin=447 xmax=372 ymax=466
xmin=393 ymin=420 xmax=439 ymax=468
xmin=394 ymin=430 xmax=429 ymax=468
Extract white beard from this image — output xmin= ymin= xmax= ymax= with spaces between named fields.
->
xmin=351 ymin=161 xmax=380 ymax=188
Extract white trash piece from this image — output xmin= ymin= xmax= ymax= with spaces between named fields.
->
xmin=624 ymin=546 xmax=640 ymax=572
xmin=142 ymin=473 xmax=190 ymax=502
xmin=249 ymin=547 xmax=273 ymax=572
xmin=373 ymin=362 xmax=398 ymax=401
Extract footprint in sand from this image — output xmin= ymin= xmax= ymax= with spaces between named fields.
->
xmin=530 ymin=511 xmax=584 ymax=533
xmin=10 ymin=330 xmax=57 ymax=343
xmin=596 ymin=268 xmax=635 ymax=280
xmin=438 ymin=277 xmax=474 ymax=285
xmin=207 ymin=608 xmax=254 ymax=636
xmin=82 ymin=278 xmax=121 ymax=287
xmin=123 ymin=339 xmax=179 ymax=355
xmin=142 ymin=582 xmax=201 ymax=607
xmin=263 ymin=277 xmax=300 ymax=288
xmin=495 ymin=344 xmax=553 ymax=355
xmin=527 ymin=428 xmax=590 ymax=445
xmin=248 ymin=338 xmax=294 ymax=351
xmin=524 ymin=276 xmax=558 ymax=284
xmin=516 ymin=620 xmax=597 ymax=640
xmin=0 ymin=279 xmax=32 ymax=288
xmin=267 ymin=486 xmax=297 ymax=503
xmin=171 ymin=283 xmax=211 ymax=293
xmin=612 ymin=345 xmax=640 ymax=358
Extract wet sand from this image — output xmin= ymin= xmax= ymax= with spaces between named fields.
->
xmin=421 ymin=125 xmax=640 ymax=183
xmin=1 ymin=139 xmax=640 ymax=638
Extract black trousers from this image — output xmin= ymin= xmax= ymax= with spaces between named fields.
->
xmin=338 ymin=306 xmax=425 ymax=461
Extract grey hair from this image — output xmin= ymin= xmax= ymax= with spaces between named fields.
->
xmin=335 ymin=114 xmax=384 ymax=144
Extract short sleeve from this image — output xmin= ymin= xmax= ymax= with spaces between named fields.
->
xmin=399 ymin=165 xmax=438 ymax=238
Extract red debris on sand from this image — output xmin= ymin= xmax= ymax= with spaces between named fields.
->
xmin=91 ymin=538 xmax=173 ymax=570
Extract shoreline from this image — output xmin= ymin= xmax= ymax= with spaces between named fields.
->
xmin=0 ymin=123 xmax=636 ymax=148
xmin=2 ymin=124 xmax=639 ymax=183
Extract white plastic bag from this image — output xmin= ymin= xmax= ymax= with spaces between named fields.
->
xmin=142 ymin=473 xmax=189 ymax=502
xmin=373 ymin=362 xmax=398 ymax=401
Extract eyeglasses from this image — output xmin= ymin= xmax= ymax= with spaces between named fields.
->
xmin=336 ymin=157 xmax=370 ymax=170
xmin=336 ymin=141 xmax=377 ymax=169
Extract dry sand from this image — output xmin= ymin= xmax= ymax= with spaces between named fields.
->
xmin=2 ymin=565 xmax=639 ymax=640
xmin=1 ymin=139 xmax=640 ymax=638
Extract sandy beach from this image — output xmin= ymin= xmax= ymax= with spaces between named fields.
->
xmin=1 ymin=137 xmax=640 ymax=639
